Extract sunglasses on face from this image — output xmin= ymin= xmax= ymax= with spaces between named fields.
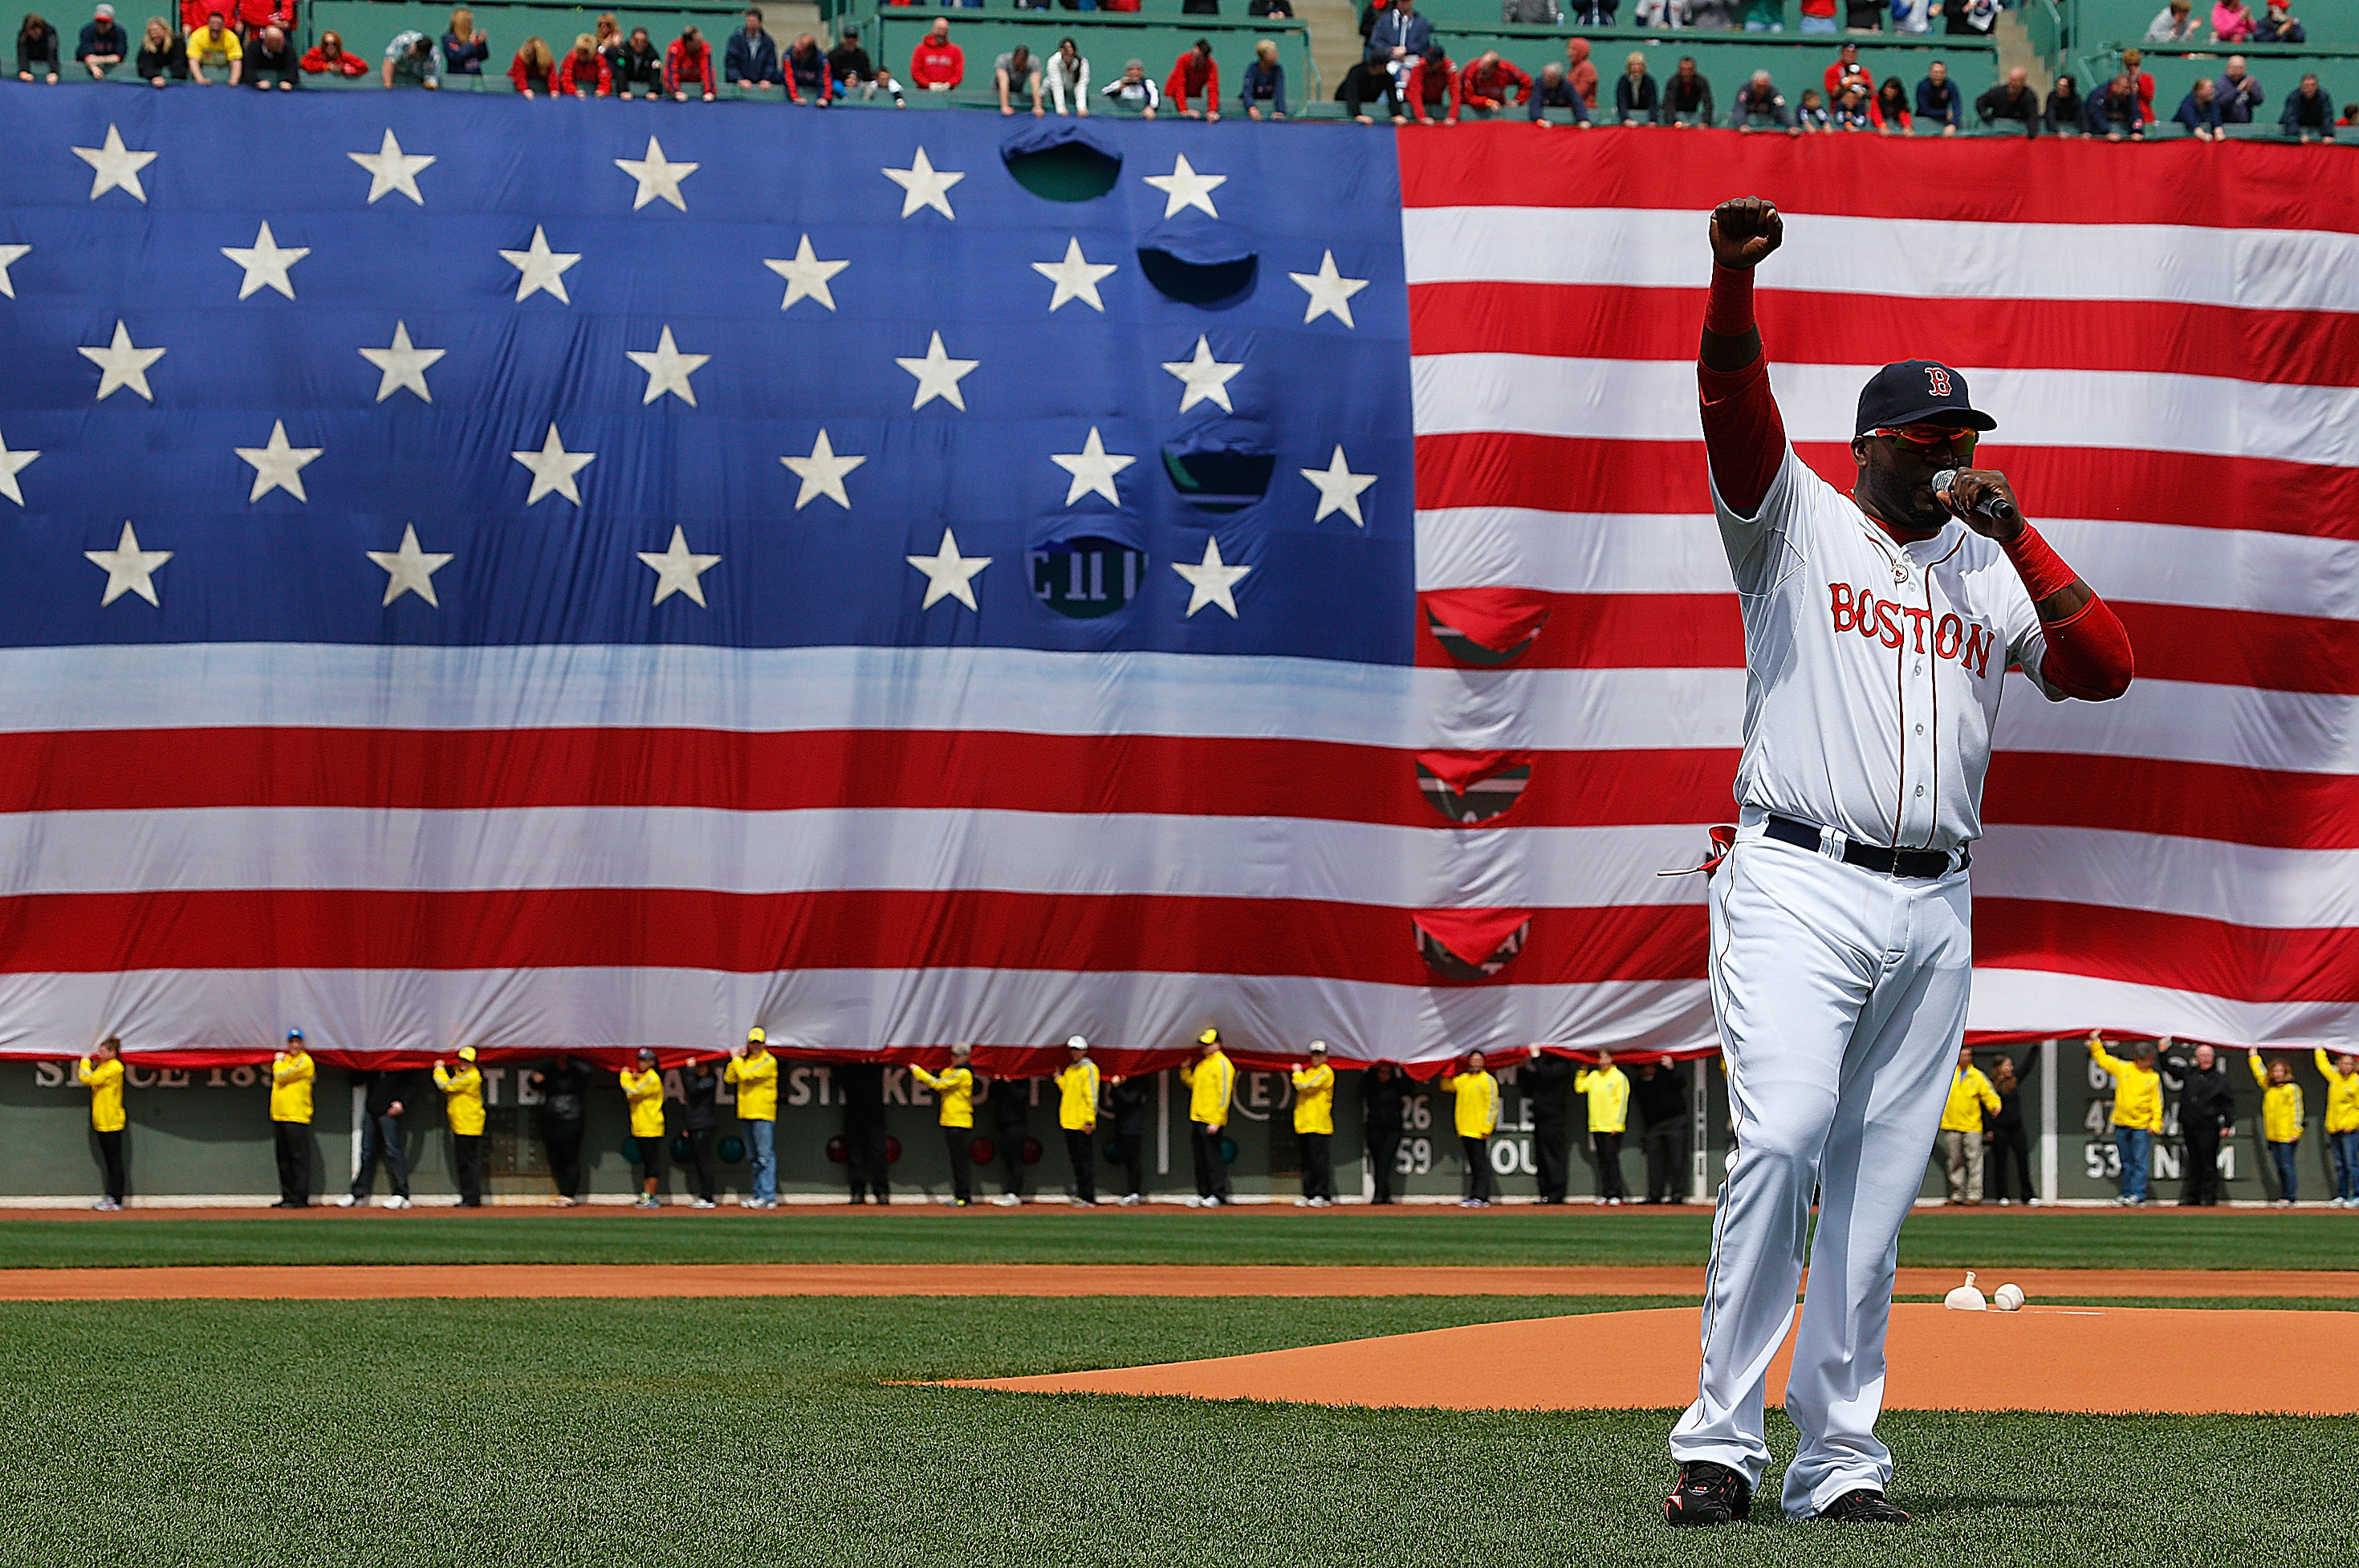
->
xmin=1867 ymin=424 xmax=1978 ymax=460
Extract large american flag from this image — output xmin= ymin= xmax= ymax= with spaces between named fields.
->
xmin=1 ymin=96 xmax=2349 ymax=1067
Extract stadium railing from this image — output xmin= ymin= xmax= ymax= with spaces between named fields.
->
xmin=1423 ymin=26 xmax=1999 ymax=115
xmin=832 ymin=6 xmax=1316 ymax=112
xmin=2078 ymin=40 xmax=2357 ymax=137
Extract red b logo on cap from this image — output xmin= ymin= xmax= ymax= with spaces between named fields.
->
xmin=1925 ymin=366 xmax=1952 ymax=397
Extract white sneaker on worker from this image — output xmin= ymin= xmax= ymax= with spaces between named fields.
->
xmin=384 ymin=1196 xmax=412 ymax=1209
xmin=1120 ymin=1193 xmax=1141 ymax=1205
xmin=991 ymin=1193 xmax=1021 ymax=1207
xmin=1202 ymin=1196 xmax=1222 ymax=1207
xmin=1308 ymin=1196 xmax=1331 ymax=1208
xmin=94 ymin=1198 xmax=121 ymax=1212
xmin=334 ymin=1194 xmax=356 ymax=1207
xmin=1293 ymin=1197 xmax=1311 ymax=1208
xmin=692 ymin=1198 xmax=717 ymax=1210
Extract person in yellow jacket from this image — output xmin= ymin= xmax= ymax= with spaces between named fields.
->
xmin=2089 ymin=1032 xmax=2162 ymax=1205
xmin=620 ymin=1048 xmax=669 ymax=1209
xmin=911 ymin=1042 xmax=977 ymax=1206
xmin=1440 ymin=1050 xmax=1501 ymax=1208
xmin=1576 ymin=1050 xmax=1632 ymax=1205
xmin=2319 ymin=1048 xmax=2359 ymax=1208
xmin=2251 ymin=1049 xmax=2304 ymax=1205
xmin=1177 ymin=1027 xmax=1234 ymax=1207
xmin=270 ymin=1029 xmax=315 ymax=1208
xmin=1053 ymin=1036 xmax=1102 ymax=1207
xmin=76 ymin=1036 xmax=128 ymax=1212
xmin=434 ymin=1045 xmax=487 ymax=1208
xmin=1937 ymin=1045 xmax=2001 ymax=1206
xmin=726 ymin=1028 xmax=779 ymax=1208
xmin=1291 ymin=1042 xmax=1336 ymax=1207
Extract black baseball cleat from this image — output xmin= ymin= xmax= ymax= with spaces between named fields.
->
xmin=1813 ymin=1489 xmax=1912 ymax=1523
xmin=1664 ymin=1460 xmax=1751 ymax=1526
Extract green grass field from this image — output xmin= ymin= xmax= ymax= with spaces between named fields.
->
xmin=4 ymin=1206 xmax=2353 ymax=1270
xmin=2 ymin=1294 xmax=2352 ymax=1568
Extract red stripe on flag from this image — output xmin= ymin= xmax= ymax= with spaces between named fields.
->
xmin=1409 ymin=281 xmax=2359 ymax=389
xmin=1975 ymin=898 xmax=2359 ymax=1005
xmin=1982 ymin=754 xmax=2359 ymax=852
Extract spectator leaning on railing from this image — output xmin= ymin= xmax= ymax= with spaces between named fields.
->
xmin=1796 ymin=86 xmax=1829 ymax=128
xmin=2280 ymin=72 xmax=2332 ymax=140
xmin=185 ymin=9 xmax=238 ymax=83
xmin=508 ymin=35 xmax=552 ymax=95
xmin=1832 ymin=81 xmax=1870 ymax=127
xmin=1104 ymin=56 xmax=1160 ymax=116
xmin=2044 ymin=71 xmax=2080 ymax=131
xmin=1165 ymin=36 xmax=1220 ymax=118
xmin=1529 ymin=59 xmax=1592 ymax=124
xmin=246 ymin=20 xmax=293 ymax=85
xmin=1240 ymin=37 xmax=1285 ymax=118
xmin=301 ymin=27 xmax=362 ymax=74
xmin=1043 ymin=35 xmax=1086 ymax=113
xmin=1870 ymin=73 xmax=1911 ymax=131
xmin=136 ymin=14 xmax=181 ymax=79
xmin=384 ymin=28 xmax=441 ymax=87
xmin=1977 ymin=66 xmax=2040 ymax=135
xmin=1450 ymin=48 xmax=1526 ymax=121
xmin=1731 ymin=68 xmax=1796 ymax=132
xmin=1915 ymin=59 xmax=1960 ymax=133
xmin=18 ymin=10 xmax=61 ymax=79
xmin=1402 ymin=43 xmax=1452 ymax=123
xmin=2174 ymin=74 xmax=2225 ymax=138
xmin=665 ymin=23 xmax=715 ymax=100
xmin=1659 ymin=55 xmax=1713 ymax=124
xmin=785 ymin=33 xmax=830 ymax=104
xmin=994 ymin=43 xmax=1040 ymax=114
xmin=724 ymin=7 xmax=778 ymax=89
xmin=77 ymin=4 xmax=124 ymax=75
xmin=1613 ymin=50 xmax=1656 ymax=122
xmin=556 ymin=32 xmax=610 ymax=95
xmin=606 ymin=26 xmax=657 ymax=97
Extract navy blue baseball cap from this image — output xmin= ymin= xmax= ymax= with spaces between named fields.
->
xmin=1855 ymin=360 xmax=1997 ymax=438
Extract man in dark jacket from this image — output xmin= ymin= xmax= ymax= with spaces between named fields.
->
xmin=1523 ymin=1053 xmax=1576 ymax=1203
xmin=681 ymin=1058 xmax=721 ymax=1208
xmin=77 ymin=5 xmax=127 ymax=75
xmin=723 ymin=8 xmax=778 ymax=87
xmin=987 ymin=1072 xmax=1031 ymax=1205
xmin=342 ymin=1068 xmax=418 ymax=1208
xmin=840 ymin=1061 xmax=889 ymax=1204
xmin=1975 ymin=66 xmax=2040 ymax=135
xmin=1108 ymin=1074 xmax=1152 ymax=1203
xmin=1634 ymin=1061 xmax=1689 ymax=1204
xmin=2166 ymin=1042 xmax=2235 ymax=1205
xmin=1657 ymin=55 xmax=1712 ymax=124
xmin=1361 ymin=1061 xmax=1409 ymax=1203
xmin=1364 ymin=0 xmax=1429 ymax=67
xmin=784 ymin=33 xmax=830 ymax=103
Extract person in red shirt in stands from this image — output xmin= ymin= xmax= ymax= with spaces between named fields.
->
xmin=555 ymin=30 xmax=609 ymax=93
xmin=1822 ymin=40 xmax=1868 ymax=101
xmin=508 ymin=34 xmax=553 ymax=94
xmin=1403 ymin=43 xmax=1454 ymax=122
xmin=1164 ymin=36 xmax=1218 ymax=117
xmin=2118 ymin=44 xmax=2155 ymax=122
xmin=234 ymin=0 xmax=289 ymax=38
xmin=909 ymin=16 xmax=961 ymax=91
xmin=665 ymin=22 xmax=714 ymax=98
xmin=1449 ymin=48 xmax=1529 ymax=120
xmin=299 ymin=26 xmax=364 ymax=73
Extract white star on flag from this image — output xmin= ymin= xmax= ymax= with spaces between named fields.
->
xmin=1031 ymin=238 xmax=1117 ymax=313
xmin=1050 ymin=428 xmax=1136 ymax=506
xmin=1300 ymin=445 xmax=1378 ymax=527
xmin=79 ymin=320 xmax=166 ymax=402
xmin=637 ymin=526 xmax=722 ymax=607
xmin=499 ymin=225 xmax=580 ymax=303
xmin=0 ymin=429 xmax=38 ymax=506
xmin=1172 ymin=535 xmax=1251 ymax=618
xmin=896 ymin=332 xmax=978 ymax=411
xmin=782 ymin=430 xmax=865 ymax=511
xmin=1289 ymin=250 xmax=1370 ymax=328
xmin=360 ymin=322 xmax=445 ymax=403
xmin=1143 ymin=154 xmax=1225 ymax=219
xmin=85 ymin=521 xmax=171 ymax=607
xmin=882 ymin=148 xmax=964 ymax=219
xmin=366 ymin=525 xmax=454 ymax=607
xmin=73 ymin=125 xmax=157 ymax=202
xmin=348 ymin=129 xmax=434 ymax=205
xmin=235 ymin=420 xmax=323 ymax=503
xmin=0 ymin=244 xmax=28 ymax=299
xmin=511 ymin=424 xmax=596 ymax=506
xmin=615 ymin=136 xmax=698 ymax=210
xmin=907 ymin=528 xmax=991 ymax=611
xmin=764 ymin=236 xmax=849 ymax=311
xmin=1161 ymin=337 xmax=1244 ymax=413
xmin=624 ymin=326 xmax=710 ymax=406
xmin=221 ymin=221 xmax=310 ymax=300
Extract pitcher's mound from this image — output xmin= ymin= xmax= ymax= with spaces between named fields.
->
xmin=949 ymin=1305 xmax=2356 ymax=1416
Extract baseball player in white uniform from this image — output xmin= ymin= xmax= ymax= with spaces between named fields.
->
xmin=1662 ymin=199 xmax=2135 ymax=1526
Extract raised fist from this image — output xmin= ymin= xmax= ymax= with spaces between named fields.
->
xmin=1710 ymin=197 xmax=1783 ymax=270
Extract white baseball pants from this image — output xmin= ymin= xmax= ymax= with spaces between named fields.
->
xmin=1669 ymin=812 xmax=1971 ymax=1518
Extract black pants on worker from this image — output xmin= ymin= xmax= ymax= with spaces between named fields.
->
xmin=1190 ymin=1121 xmax=1232 ymax=1202
xmin=1532 ymin=1116 xmax=1568 ymax=1203
xmin=997 ymin=1129 xmax=1026 ymax=1199
xmin=1341 ymin=61 xmax=1400 ymax=120
xmin=1368 ymin=1128 xmax=1402 ymax=1203
xmin=1460 ymin=1135 xmax=1494 ymax=1202
xmin=847 ymin=1123 xmax=889 ymax=1204
xmin=2179 ymin=1120 xmax=2221 ymax=1206
xmin=1299 ymin=1131 xmax=1335 ymax=1202
xmin=351 ymin=1111 xmax=410 ymax=1201
xmin=1643 ymin=1123 xmax=1687 ymax=1204
xmin=94 ymin=1128 xmax=126 ymax=1204
xmin=685 ymin=1129 xmax=718 ymax=1203
xmin=1113 ymin=1132 xmax=1145 ymax=1200
xmin=543 ymin=1119 xmax=585 ymax=1202
xmin=273 ymin=1119 xmax=311 ymax=1206
xmin=1592 ymin=1131 xmax=1627 ymax=1200
xmin=1064 ymin=1127 xmax=1097 ymax=1204
xmin=1986 ymin=1123 xmax=2035 ymax=1203
xmin=942 ymin=1124 xmax=974 ymax=1203
xmin=452 ymin=1133 xmax=485 ymax=1207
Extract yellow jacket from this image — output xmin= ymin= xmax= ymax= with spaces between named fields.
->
xmin=2317 ymin=1049 xmax=2359 ymax=1135
xmin=910 ymin=1063 xmax=974 ymax=1128
xmin=2089 ymin=1038 xmax=2162 ymax=1131
xmin=433 ymin=1061 xmax=485 ymax=1137
xmin=1575 ymin=1064 xmax=1630 ymax=1135
xmin=620 ymin=1068 xmax=667 ymax=1139
xmin=270 ymin=1050 xmax=315 ymax=1124
xmin=725 ymin=1049 xmax=778 ymax=1121
xmin=189 ymin=22 xmax=239 ymax=62
xmin=77 ymin=1056 xmax=126 ymax=1132
xmin=1055 ymin=1059 xmax=1100 ymax=1131
xmin=1179 ymin=1050 xmax=1234 ymax=1127
xmin=1290 ymin=1062 xmax=1334 ymax=1135
xmin=2252 ymin=1053 xmax=2304 ymax=1144
xmin=1940 ymin=1066 xmax=2001 ymax=1134
xmin=1441 ymin=1070 xmax=1499 ymax=1138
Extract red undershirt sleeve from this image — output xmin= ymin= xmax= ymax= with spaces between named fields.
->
xmin=1696 ymin=265 xmax=1786 ymax=519
xmin=2003 ymin=525 xmax=2134 ymax=701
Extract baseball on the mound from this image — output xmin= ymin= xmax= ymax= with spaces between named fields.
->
xmin=1993 ymin=1282 xmax=2027 ymax=1312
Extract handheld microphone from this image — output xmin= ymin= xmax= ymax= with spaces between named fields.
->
xmin=1932 ymin=469 xmax=2020 ymax=526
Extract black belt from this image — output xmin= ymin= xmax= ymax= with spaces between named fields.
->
xmin=1763 ymin=815 xmax=1966 ymax=879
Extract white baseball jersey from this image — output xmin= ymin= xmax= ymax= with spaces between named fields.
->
xmin=1710 ymin=445 xmax=2061 ymax=856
